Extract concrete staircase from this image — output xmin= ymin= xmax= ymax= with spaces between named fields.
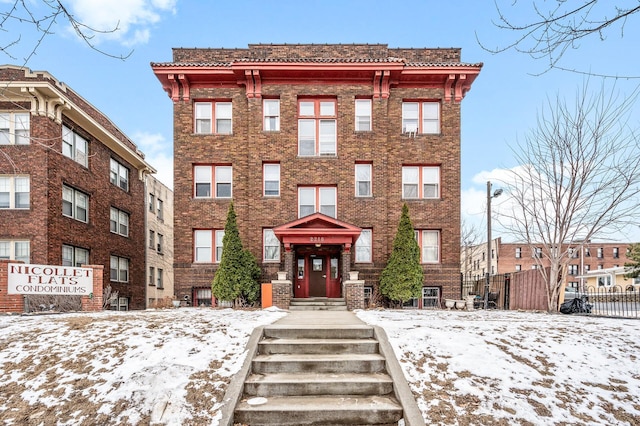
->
xmin=234 ymin=320 xmax=404 ymax=425
xmin=289 ymin=297 xmax=348 ymax=311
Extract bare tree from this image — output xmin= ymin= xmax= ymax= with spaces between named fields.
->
xmin=479 ymin=0 xmax=640 ymax=77
xmin=499 ymin=82 xmax=640 ymax=311
xmin=460 ymin=218 xmax=483 ymax=281
xmin=0 ymin=0 xmax=131 ymax=65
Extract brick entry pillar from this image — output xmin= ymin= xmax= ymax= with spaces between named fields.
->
xmin=341 ymin=249 xmax=351 ymax=285
xmin=271 ymin=278 xmax=292 ymax=309
xmin=344 ymin=278 xmax=365 ymax=310
xmin=0 ymin=260 xmax=25 ymax=313
xmin=284 ymin=250 xmax=294 ymax=284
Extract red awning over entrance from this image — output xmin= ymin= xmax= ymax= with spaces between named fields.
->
xmin=273 ymin=213 xmax=362 ymax=251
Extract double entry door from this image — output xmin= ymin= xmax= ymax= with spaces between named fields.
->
xmin=295 ymin=252 xmax=340 ymax=298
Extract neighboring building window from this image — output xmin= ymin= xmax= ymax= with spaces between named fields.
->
xmin=422 ymin=287 xmax=440 ymax=309
xmin=515 ymin=264 xmax=521 ymax=271
xmin=0 ymin=112 xmax=30 ymax=145
xmin=402 ymin=166 xmax=440 ymax=199
xmin=0 ymin=175 xmax=29 ymax=209
xmin=415 ymin=230 xmax=440 ymax=263
xmin=157 ymin=199 xmax=164 ymax=220
xmin=355 ymin=163 xmax=372 ymax=197
xmin=263 ymin=99 xmax=280 ymax=131
xmin=598 ymin=276 xmax=611 ymax=286
xmin=597 ymin=264 xmax=603 ymax=270
xmin=110 ymin=207 xmax=129 ymax=237
xmin=585 ymin=247 xmax=591 ymax=257
xmin=62 ymin=244 xmax=88 ymax=267
xmin=515 ymin=247 xmax=521 ymax=258
xmin=613 ymin=247 xmax=619 ymax=258
xmin=355 ymin=229 xmax=372 ymax=263
xmin=584 ymin=265 xmax=591 ymax=272
xmin=149 ymin=266 xmax=155 ymax=286
xmin=149 ymin=193 xmax=155 ymax=213
xmin=597 ymin=247 xmax=604 ymax=258
xmin=149 ymin=230 xmax=155 ymax=249
xmin=533 ymin=247 xmax=542 ymax=258
xmin=568 ymin=264 xmax=578 ymax=275
xmin=298 ymin=186 xmax=336 ymax=218
xmin=110 ymin=255 xmax=129 ymax=283
xmin=157 ymin=233 xmax=164 ymax=253
xmin=193 ymin=165 xmax=232 ymax=198
xmin=263 ymin=229 xmax=280 ymax=262
xmin=0 ymin=240 xmax=30 ymax=263
xmin=298 ymin=99 xmax=337 ymax=156
xmin=62 ymin=125 xmax=88 ymax=167
xmin=263 ymin=163 xmax=280 ymax=197
xmin=110 ymin=158 xmax=129 ymax=191
xmin=402 ymin=101 xmax=440 ymax=134
xmin=355 ymin=99 xmax=372 ymax=131
xmin=62 ymin=185 xmax=88 ymax=223
xmin=157 ymin=268 xmax=164 ymax=289
xmin=193 ymin=229 xmax=224 ymax=263
xmin=194 ymin=101 xmax=232 ymax=134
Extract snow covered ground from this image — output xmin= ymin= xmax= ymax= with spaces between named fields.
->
xmin=0 ymin=308 xmax=638 ymax=425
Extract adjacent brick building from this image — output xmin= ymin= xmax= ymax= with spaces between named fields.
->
xmin=146 ymin=175 xmax=174 ymax=307
xmin=0 ymin=65 xmax=155 ymax=310
xmin=151 ymin=44 xmax=482 ymax=308
xmin=462 ymin=237 xmax=634 ymax=290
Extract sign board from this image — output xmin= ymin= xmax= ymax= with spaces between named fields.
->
xmin=8 ymin=264 xmax=93 ymax=296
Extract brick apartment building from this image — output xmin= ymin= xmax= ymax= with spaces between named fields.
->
xmin=462 ymin=237 xmax=634 ymax=290
xmin=151 ymin=44 xmax=482 ymax=308
xmin=146 ymin=175 xmax=174 ymax=307
xmin=0 ymin=65 xmax=155 ymax=310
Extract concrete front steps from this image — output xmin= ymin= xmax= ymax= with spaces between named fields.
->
xmin=289 ymin=297 xmax=348 ymax=311
xmin=234 ymin=323 xmax=404 ymax=425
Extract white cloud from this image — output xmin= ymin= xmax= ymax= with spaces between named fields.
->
xmin=133 ymin=131 xmax=173 ymax=190
xmin=65 ymin=0 xmax=177 ymax=46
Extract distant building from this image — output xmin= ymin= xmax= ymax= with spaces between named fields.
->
xmin=145 ymin=175 xmax=174 ymax=307
xmin=0 ymin=65 xmax=155 ymax=310
xmin=152 ymin=43 xmax=482 ymax=308
xmin=462 ymin=237 xmax=634 ymax=290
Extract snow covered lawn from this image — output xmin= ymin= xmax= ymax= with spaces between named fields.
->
xmin=1 ymin=308 xmax=639 ymax=425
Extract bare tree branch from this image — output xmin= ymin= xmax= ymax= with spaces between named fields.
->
xmin=478 ymin=0 xmax=640 ymax=78
xmin=497 ymin=81 xmax=640 ymax=311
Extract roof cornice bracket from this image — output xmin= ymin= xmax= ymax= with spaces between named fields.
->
xmin=178 ymin=74 xmax=190 ymax=101
xmin=373 ymin=70 xmax=391 ymax=99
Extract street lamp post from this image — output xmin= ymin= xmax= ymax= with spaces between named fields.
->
xmin=484 ymin=181 xmax=502 ymax=309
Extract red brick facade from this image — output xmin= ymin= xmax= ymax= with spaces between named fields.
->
xmin=152 ymin=44 xmax=482 ymax=306
xmin=0 ymin=66 xmax=154 ymax=310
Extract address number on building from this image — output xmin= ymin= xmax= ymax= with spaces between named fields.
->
xmin=310 ymin=237 xmax=325 ymax=242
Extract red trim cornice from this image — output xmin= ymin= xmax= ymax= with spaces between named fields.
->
xmin=151 ymin=62 xmax=481 ymax=103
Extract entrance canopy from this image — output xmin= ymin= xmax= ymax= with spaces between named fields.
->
xmin=273 ymin=213 xmax=362 ymax=252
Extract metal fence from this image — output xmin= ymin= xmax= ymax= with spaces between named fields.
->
xmin=583 ymin=286 xmax=640 ymax=319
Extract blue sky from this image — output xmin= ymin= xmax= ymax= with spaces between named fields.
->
xmin=4 ymin=0 xmax=640 ymax=240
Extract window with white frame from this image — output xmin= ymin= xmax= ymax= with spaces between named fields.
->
xmin=149 ymin=230 xmax=155 ymax=249
xmin=157 ymin=268 xmax=164 ymax=289
xmin=597 ymin=247 xmax=604 ymax=258
xmin=355 ymin=163 xmax=372 ymax=197
xmin=0 ymin=175 xmax=29 ymax=209
xmin=263 ymin=229 xmax=280 ymax=262
xmin=157 ymin=233 xmax=163 ymax=253
xmin=355 ymin=99 xmax=372 ymax=131
xmin=415 ymin=230 xmax=439 ymax=263
xmin=298 ymin=99 xmax=337 ymax=156
xmin=110 ymin=255 xmax=129 ymax=283
xmin=298 ymin=186 xmax=336 ymax=218
xmin=613 ymin=247 xmax=619 ymax=258
xmin=533 ymin=247 xmax=542 ymax=258
xmin=0 ymin=240 xmax=30 ymax=263
xmin=422 ymin=287 xmax=440 ymax=309
xmin=402 ymin=166 xmax=440 ymax=199
xmin=110 ymin=158 xmax=129 ymax=191
xmin=515 ymin=264 xmax=521 ymax=271
xmin=263 ymin=99 xmax=280 ymax=131
xmin=568 ymin=264 xmax=578 ymax=275
xmin=194 ymin=101 xmax=232 ymax=134
xmin=0 ymin=112 xmax=30 ymax=145
xmin=110 ymin=207 xmax=129 ymax=237
xmin=149 ymin=266 xmax=155 ymax=286
xmin=193 ymin=229 xmax=224 ymax=263
xmin=62 ymin=125 xmax=88 ymax=167
xmin=402 ymin=101 xmax=440 ymax=134
xmin=355 ymin=229 xmax=372 ymax=263
xmin=193 ymin=165 xmax=232 ymax=198
xmin=62 ymin=185 xmax=88 ymax=223
xmin=263 ymin=163 xmax=280 ymax=196
xmin=157 ymin=199 xmax=163 ymax=220
xmin=62 ymin=244 xmax=89 ymax=267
